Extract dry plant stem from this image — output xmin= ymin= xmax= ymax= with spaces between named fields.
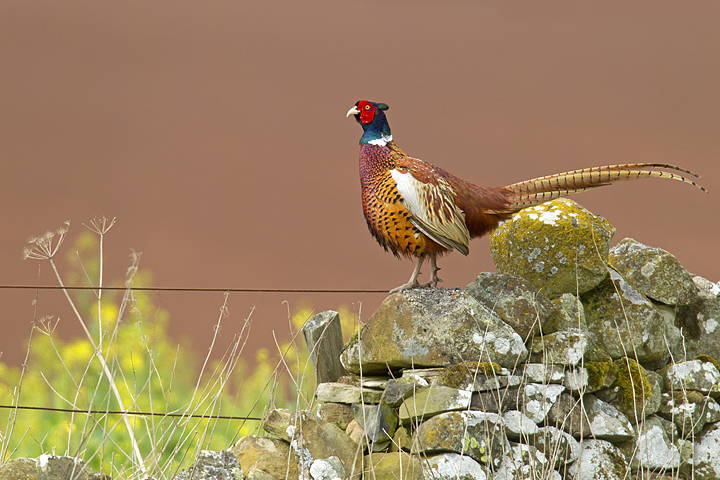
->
xmin=46 ymin=255 xmax=147 ymax=474
xmin=1 ymin=268 xmax=41 ymax=462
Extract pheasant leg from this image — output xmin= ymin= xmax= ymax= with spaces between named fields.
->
xmin=389 ymin=255 xmax=425 ymax=293
xmin=421 ymin=254 xmax=441 ymax=287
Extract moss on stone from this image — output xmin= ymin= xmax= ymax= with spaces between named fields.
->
xmin=585 ymin=360 xmax=619 ymax=392
xmin=439 ymin=362 xmax=501 ymax=388
xmin=613 ymin=358 xmax=653 ymax=415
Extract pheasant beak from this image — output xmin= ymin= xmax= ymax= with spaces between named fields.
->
xmin=346 ymin=106 xmax=360 ymax=117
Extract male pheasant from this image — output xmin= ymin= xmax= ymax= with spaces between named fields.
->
xmin=347 ymin=100 xmax=707 ymax=293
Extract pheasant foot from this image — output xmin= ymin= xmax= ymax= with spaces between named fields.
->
xmin=389 ymin=255 xmax=425 ymax=293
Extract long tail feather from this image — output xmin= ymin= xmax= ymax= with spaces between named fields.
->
xmin=503 ymin=163 xmax=706 ymax=210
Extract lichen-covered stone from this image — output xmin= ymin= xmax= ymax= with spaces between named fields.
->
xmin=689 ymin=422 xmax=720 ymax=480
xmin=522 ymin=383 xmax=565 ymax=424
xmin=0 ymin=458 xmax=37 ymax=480
xmin=609 ymin=238 xmax=697 ymax=306
xmin=659 ymin=359 xmax=720 ymax=396
xmin=413 ymin=411 xmax=506 ymax=469
xmin=567 ymin=440 xmax=628 ymax=480
xmin=529 ymin=329 xmax=594 ymax=366
xmin=423 ymin=453 xmax=487 ymax=480
xmin=315 ymin=402 xmax=353 ymax=430
xmin=594 ymin=358 xmax=660 ymax=423
xmin=546 ymin=293 xmax=587 ymax=332
xmin=581 ymin=269 xmax=679 ymax=363
xmin=523 ymin=363 xmax=565 ymax=384
xmin=232 ymin=436 xmax=299 ymax=480
xmin=490 ymin=199 xmax=615 ymax=298
xmin=621 ymin=415 xmax=680 ymax=470
xmin=502 ymin=410 xmax=539 ymax=440
xmin=658 ymin=390 xmax=720 ymax=436
xmin=672 ymin=276 xmax=720 ymax=362
xmin=465 ymin=272 xmax=557 ymax=341
xmin=362 ymin=452 xmax=423 ymax=480
xmin=174 ymin=450 xmax=243 ymax=480
xmin=380 ymin=375 xmax=429 ymax=407
xmin=397 ymin=385 xmax=472 ymax=424
xmin=547 ymin=394 xmax=635 ymax=441
xmin=563 ymin=367 xmax=589 ymax=392
xmin=341 ymin=289 xmax=527 ymax=374
xmin=492 ymin=444 xmax=561 ymax=480
xmin=532 ymin=426 xmax=580 ymax=470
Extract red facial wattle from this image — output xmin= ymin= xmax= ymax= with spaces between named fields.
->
xmin=358 ymin=101 xmax=376 ymax=124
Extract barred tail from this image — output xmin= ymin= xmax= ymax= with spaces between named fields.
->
xmin=503 ymin=163 xmax=706 ymax=210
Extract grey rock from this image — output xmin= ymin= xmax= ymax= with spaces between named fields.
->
xmin=175 ymin=450 xmax=243 ymax=480
xmin=492 ymin=444 xmax=561 ymax=480
xmin=309 ymin=457 xmax=344 ymax=480
xmin=471 ymin=386 xmax=525 ymax=414
xmin=546 ymin=293 xmax=587 ymax=332
xmin=314 ymin=382 xmax=383 ymax=404
xmin=658 ymin=390 xmax=720 ymax=437
xmin=413 ymin=411 xmax=507 ymax=469
xmin=522 ymin=383 xmax=565 ymax=424
xmin=659 ymin=359 xmax=720 ymax=396
xmin=381 ymin=375 xmax=429 ymax=408
xmin=315 ymin=402 xmax=353 ymax=430
xmin=581 ymin=269 xmax=679 ymax=363
xmin=563 ymin=367 xmax=589 ymax=391
xmin=502 ymin=410 xmax=539 ymax=440
xmin=547 ymin=393 xmax=635 ymax=441
xmin=232 ymin=436 xmax=298 ymax=480
xmin=424 ymin=453 xmax=487 ymax=480
xmin=689 ymin=422 xmax=720 ymax=480
xmin=489 ymin=198 xmax=615 ymax=298
xmin=529 ymin=329 xmax=594 ymax=366
xmin=397 ymin=385 xmax=472 ymax=424
xmin=362 ymin=452 xmax=423 ymax=480
xmin=532 ymin=426 xmax=580 ymax=470
xmin=465 ymin=272 xmax=556 ymax=341
xmin=672 ymin=275 xmax=720 ymax=361
xmin=340 ymin=289 xmax=527 ymax=374
xmin=523 ymin=363 xmax=565 ymax=384
xmin=567 ymin=440 xmax=628 ymax=480
xmin=609 ymin=238 xmax=697 ymax=306
xmin=622 ymin=415 xmax=680 ymax=471
xmin=350 ymin=402 xmax=398 ymax=445
xmin=36 ymin=455 xmax=93 ymax=480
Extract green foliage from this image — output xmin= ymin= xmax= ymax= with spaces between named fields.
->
xmin=1 ymin=226 xmax=360 ymax=478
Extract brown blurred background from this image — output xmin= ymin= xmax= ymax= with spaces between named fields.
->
xmin=1 ymin=1 xmax=718 ymax=366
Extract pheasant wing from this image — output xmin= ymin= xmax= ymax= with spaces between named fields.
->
xmin=391 ymin=159 xmax=471 ymax=255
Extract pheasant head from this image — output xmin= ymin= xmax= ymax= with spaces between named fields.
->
xmin=346 ymin=100 xmax=392 ymax=145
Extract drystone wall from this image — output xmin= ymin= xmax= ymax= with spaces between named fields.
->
xmin=3 ymin=199 xmax=719 ymax=480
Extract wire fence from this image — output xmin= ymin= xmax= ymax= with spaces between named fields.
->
xmin=0 ymin=404 xmax=262 ymax=422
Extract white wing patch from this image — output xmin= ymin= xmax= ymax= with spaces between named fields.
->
xmin=390 ymin=168 xmax=471 ymax=255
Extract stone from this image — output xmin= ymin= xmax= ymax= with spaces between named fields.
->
xmin=232 ymin=436 xmax=299 ymax=480
xmin=361 ymin=452 xmax=423 ymax=480
xmin=672 ymin=276 xmax=720 ymax=362
xmin=390 ymin=425 xmax=413 ymax=452
xmin=397 ymin=385 xmax=472 ymax=424
xmin=609 ymin=238 xmax=697 ymax=306
xmin=567 ymin=440 xmax=628 ymax=480
xmin=532 ymin=426 xmax=580 ymax=470
xmin=314 ymin=382 xmax=383 ymax=404
xmin=245 ymin=469 xmax=276 ymax=480
xmin=340 ymin=288 xmax=527 ymax=374
xmin=546 ymin=293 xmax=587 ymax=332
xmin=492 ymin=444 xmax=561 ymax=480
xmin=546 ymin=394 xmax=635 ymax=441
xmin=309 ymin=457 xmax=345 ymax=480
xmin=413 ymin=411 xmax=507 ymax=470
xmin=659 ymin=359 xmax=720 ymax=396
xmin=502 ymin=410 xmax=539 ymax=440
xmin=658 ymin=390 xmax=720 ymax=436
xmin=563 ymin=367 xmax=589 ymax=391
xmin=522 ymin=383 xmax=565 ymax=424
xmin=471 ymin=386 xmax=524 ymax=414
xmin=623 ymin=415 xmax=680 ymax=471
xmin=36 ymin=455 xmax=93 ymax=480
xmin=176 ymin=450 xmax=243 ymax=480
xmin=529 ymin=329 xmax=594 ymax=366
xmin=689 ymin=422 xmax=720 ymax=480
xmin=351 ymin=402 xmax=398 ymax=445
xmin=0 ymin=458 xmax=37 ymax=480
xmin=381 ymin=376 xmax=429 ymax=408
xmin=523 ymin=363 xmax=565 ymax=384
xmin=423 ymin=453 xmax=487 ymax=480
xmin=581 ymin=269 xmax=679 ymax=363
xmin=465 ymin=272 xmax=557 ymax=341
xmin=315 ymin=402 xmax=353 ymax=430
xmin=593 ymin=359 xmax=661 ymax=423
xmin=283 ymin=410 xmax=361 ymax=477
xmin=490 ymin=198 xmax=615 ymax=298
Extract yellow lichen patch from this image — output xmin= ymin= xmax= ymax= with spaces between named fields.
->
xmin=613 ymin=357 xmax=653 ymax=415
xmin=585 ymin=360 xmax=619 ymax=392
xmin=440 ymin=362 xmax=501 ymax=388
xmin=694 ymin=354 xmax=720 ymax=372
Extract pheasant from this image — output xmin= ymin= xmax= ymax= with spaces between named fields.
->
xmin=347 ymin=100 xmax=707 ymax=293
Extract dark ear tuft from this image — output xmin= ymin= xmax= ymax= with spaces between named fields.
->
xmin=376 ymin=103 xmax=389 ymax=111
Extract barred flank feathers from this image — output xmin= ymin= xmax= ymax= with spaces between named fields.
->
xmin=504 ymin=163 xmax=706 ymax=210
